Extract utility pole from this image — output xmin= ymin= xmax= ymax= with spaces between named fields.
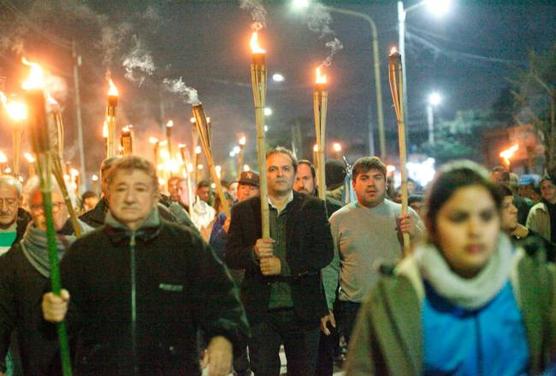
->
xmin=72 ymin=40 xmax=86 ymax=192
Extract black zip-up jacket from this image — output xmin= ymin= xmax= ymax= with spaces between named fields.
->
xmin=225 ymin=192 xmax=334 ymax=325
xmin=58 ymin=220 xmax=249 ymax=375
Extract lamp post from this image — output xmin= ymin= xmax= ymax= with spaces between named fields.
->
xmin=426 ymin=91 xmax=442 ymax=145
xmin=291 ymin=0 xmax=385 ymax=158
xmin=398 ymin=0 xmax=451 ymax=145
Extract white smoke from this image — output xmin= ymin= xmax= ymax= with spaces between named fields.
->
xmin=305 ymin=3 xmax=344 ymax=68
xmin=163 ymin=77 xmax=200 ymax=105
xmin=122 ymin=36 xmax=155 ymax=87
xmin=239 ymin=0 xmax=267 ymax=30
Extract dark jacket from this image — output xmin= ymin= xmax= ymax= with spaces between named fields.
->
xmin=345 ymin=249 xmax=556 ymax=376
xmin=225 ymin=192 xmax=334 ymax=325
xmin=59 ymin=220 xmax=249 ymax=375
xmin=13 ymin=208 xmax=31 ymax=245
xmin=0 ymin=245 xmax=60 ymax=375
xmin=79 ymin=197 xmax=179 ymax=228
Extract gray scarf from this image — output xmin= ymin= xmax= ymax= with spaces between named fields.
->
xmin=21 ymin=219 xmax=93 ymax=278
xmin=414 ymin=234 xmax=515 ymax=310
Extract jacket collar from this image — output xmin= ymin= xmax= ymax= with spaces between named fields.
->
xmin=104 ymin=208 xmax=161 ymax=245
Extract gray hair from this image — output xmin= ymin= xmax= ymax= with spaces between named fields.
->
xmin=0 ymin=175 xmax=23 ymax=197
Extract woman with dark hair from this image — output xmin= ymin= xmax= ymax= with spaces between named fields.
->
xmin=345 ymin=160 xmax=556 ymax=375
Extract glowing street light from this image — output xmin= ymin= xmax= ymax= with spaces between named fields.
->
xmin=332 ymin=142 xmax=342 ymax=159
xmin=264 ymin=107 xmax=273 ymax=116
xmin=272 ymin=73 xmax=285 ymax=82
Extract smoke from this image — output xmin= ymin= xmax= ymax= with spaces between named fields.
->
xmin=304 ymin=3 xmax=344 ymax=68
xmin=122 ymin=36 xmax=155 ymax=87
xmin=239 ymin=0 xmax=267 ymax=30
xmin=163 ymin=77 xmax=200 ymax=105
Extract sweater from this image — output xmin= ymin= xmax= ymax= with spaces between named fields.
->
xmin=322 ymin=199 xmax=424 ymax=309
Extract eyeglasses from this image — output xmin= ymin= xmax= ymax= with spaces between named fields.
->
xmin=30 ymin=202 xmax=65 ymax=213
xmin=0 ymin=198 xmax=18 ymax=208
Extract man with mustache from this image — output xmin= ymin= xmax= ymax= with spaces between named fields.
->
xmin=0 ymin=176 xmax=30 ymax=256
xmin=322 ymin=156 xmax=424 ymax=355
xmin=226 ymin=147 xmax=333 ymax=376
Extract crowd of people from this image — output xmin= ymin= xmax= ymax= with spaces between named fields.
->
xmin=0 ymin=148 xmax=554 ymax=375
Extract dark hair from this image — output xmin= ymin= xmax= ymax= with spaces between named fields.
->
xmin=426 ymin=160 xmax=502 ymax=236
xmin=352 ymin=156 xmax=386 ymax=182
xmin=105 ymin=156 xmax=159 ymax=193
xmin=496 ymin=183 xmax=514 ymax=198
xmin=81 ymin=191 xmax=98 ymax=201
xmin=298 ymin=160 xmax=316 ymax=179
xmin=197 ymin=180 xmax=211 ymax=190
xmin=168 ymin=176 xmax=185 ymax=185
xmin=408 ymin=194 xmax=424 ymax=205
xmin=266 ymin=146 xmax=298 ymax=172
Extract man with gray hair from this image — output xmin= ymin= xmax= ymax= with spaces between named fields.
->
xmin=43 ymin=156 xmax=248 ymax=375
xmin=0 ymin=175 xmax=30 ymax=255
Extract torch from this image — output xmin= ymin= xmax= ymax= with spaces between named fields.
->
xmin=165 ymin=120 xmax=174 ymax=157
xmin=105 ymin=76 xmax=118 ymax=158
xmin=194 ymin=145 xmax=202 ymax=186
xmin=121 ymin=125 xmax=133 ymax=156
xmin=313 ymin=67 xmax=328 ymax=201
xmin=250 ymin=31 xmax=270 ymax=238
xmin=500 ymin=144 xmax=519 ymax=172
xmin=179 ymin=143 xmax=194 ymax=214
xmin=238 ymin=135 xmax=246 ymax=177
xmin=0 ymin=151 xmax=7 ymax=173
xmin=388 ymin=47 xmax=411 ymax=256
xmin=24 ymin=152 xmax=36 ymax=177
xmin=149 ymin=137 xmax=159 ymax=166
xmin=1 ymin=93 xmax=27 ymax=177
xmin=192 ymin=104 xmax=230 ymax=216
xmin=21 ymin=58 xmax=72 ymax=376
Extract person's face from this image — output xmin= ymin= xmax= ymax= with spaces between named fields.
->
xmin=409 ymin=201 xmax=425 ymax=219
xmin=197 ymin=187 xmax=210 ymax=203
xmin=168 ymin=178 xmax=180 ymax=201
xmin=83 ymin=196 xmax=99 ymax=212
xmin=29 ymin=190 xmax=68 ymax=232
xmin=353 ymin=168 xmax=386 ymax=208
xmin=266 ymin=153 xmax=295 ymax=196
xmin=0 ymin=184 xmax=19 ymax=228
xmin=177 ymin=181 xmax=189 ymax=205
xmin=433 ymin=185 xmax=500 ymax=279
xmin=228 ymin=182 xmax=239 ymax=202
xmin=107 ymin=169 xmax=158 ymax=230
xmin=500 ymin=195 xmax=518 ymax=233
xmin=407 ymin=181 xmax=416 ymax=194
xmin=294 ymin=164 xmax=316 ymax=195
xmin=237 ymin=183 xmax=259 ymax=202
xmin=490 ymin=171 xmax=507 ymax=184
xmin=541 ymin=180 xmax=556 ymax=204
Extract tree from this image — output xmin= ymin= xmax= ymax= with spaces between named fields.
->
xmin=512 ymin=44 xmax=556 ymax=171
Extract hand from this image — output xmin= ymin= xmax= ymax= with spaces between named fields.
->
xmin=203 ymin=336 xmax=232 ymax=376
xmin=254 ymin=238 xmax=274 ymax=259
xmin=320 ymin=311 xmax=336 ymax=336
xmin=260 ymin=256 xmax=281 ymax=276
xmin=223 ymin=217 xmax=231 ymax=234
xmin=397 ymin=214 xmax=416 ymax=237
xmin=42 ymin=289 xmax=70 ymax=322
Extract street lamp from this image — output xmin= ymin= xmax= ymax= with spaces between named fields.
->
xmin=272 ymin=73 xmax=285 ymax=82
xmin=290 ymin=0 xmax=386 ymax=159
xmin=332 ymin=142 xmax=342 ymax=159
xmin=398 ymin=0 xmax=451 ymax=143
xmin=264 ymin=107 xmax=273 ymax=116
xmin=426 ymin=91 xmax=442 ymax=145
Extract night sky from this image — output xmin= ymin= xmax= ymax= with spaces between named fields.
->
xmin=0 ymin=1 xmax=555 ymax=179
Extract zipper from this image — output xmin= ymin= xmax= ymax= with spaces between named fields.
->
xmin=129 ymin=231 xmax=137 ymax=374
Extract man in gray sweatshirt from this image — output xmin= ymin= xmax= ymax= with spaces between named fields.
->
xmin=321 ymin=156 xmax=424 ymax=347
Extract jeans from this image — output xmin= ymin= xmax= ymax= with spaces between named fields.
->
xmin=337 ymin=301 xmax=361 ymax=346
xmin=249 ymin=309 xmax=320 ymax=376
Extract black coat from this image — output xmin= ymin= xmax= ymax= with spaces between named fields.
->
xmin=225 ymin=192 xmax=334 ymax=325
xmin=59 ymin=220 xmax=249 ymax=375
xmin=0 ymin=244 xmax=60 ymax=375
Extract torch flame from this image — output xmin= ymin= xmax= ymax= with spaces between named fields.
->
xmin=21 ymin=58 xmax=45 ymax=90
xmin=0 ymin=151 xmax=7 ymax=164
xmin=107 ymin=78 xmax=119 ymax=97
xmin=24 ymin=152 xmax=35 ymax=163
xmin=315 ymin=67 xmax=327 ymax=85
xmin=1 ymin=93 xmax=28 ymax=122
xmin=500 ymin=144 xmax=519 ymax=164
xmin=195 ymin=146 xmax=202 ymax=155
xmin=389 ymin=46 xmax=398 ymax=55
xmin=166 ymin=120 xmax=174 ymax=128
xmin=149 ymin=136 xmax=159 ymax=144
xmin=250 ymin=31 xmax=266 ymax=54
xmin=239 ymin=136 xmax=247 ymax=146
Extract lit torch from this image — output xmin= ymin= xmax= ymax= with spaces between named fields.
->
xmin=105 ymin=76 xmax=119 ymax=158
xmin=313 ymin=66 xmax=328 ymax=201
xmin=388 ymin=47 xmax=411 ymax=256
xmin=192 ymin=104 xmax=230 ymax=216
xmin=238 ymin=135 xmax=246 ymax=176
xmin=178 ymin=144 xmax=194 ymax=214
xmin=21 ymin=58 xmax=72 ymax=375
xmin=24 ymin=152 xmax=36 ymax=177
xmin=1 ymin=92 xmax=28 ymax=176
xmin=250 ymin=30 xmax=270 ymax=238
xmin=500 ymin=144 xmax=519 ymax=171
xmin=166 ymin=120 xmax=174 ymax=157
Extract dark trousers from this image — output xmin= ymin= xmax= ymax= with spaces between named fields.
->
xmin=249 ymin=309 xmax=320 ymax=376
xmin=338 ymin=301 xmax=361 ymax=346
xmin=314 ymin=324 xmax=339 ymax=376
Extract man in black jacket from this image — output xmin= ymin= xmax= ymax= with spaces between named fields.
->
xmin=226 ymin=147 xmax=333 ymax=376
xmin=43 ymin=156 xmax=248 ymax=375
